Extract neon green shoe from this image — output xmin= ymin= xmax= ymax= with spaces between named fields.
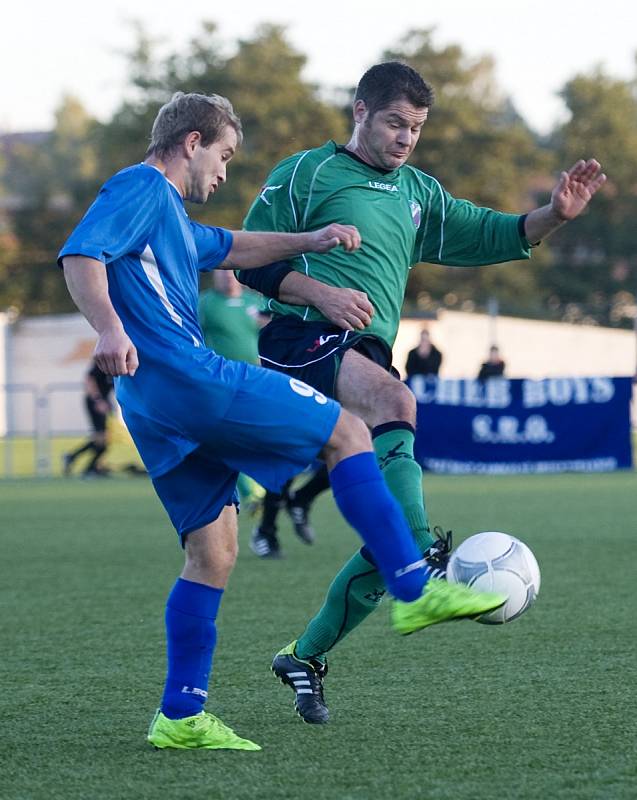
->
xmin=391 ymin=578 xmax=507 ymax=635
xmin=147 ymin=709 xmax=261 ymax=751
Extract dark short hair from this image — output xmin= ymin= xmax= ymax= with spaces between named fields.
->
xmin=146 ymin=92 xmax=243 ymax=159
xmin=354 ymin=62 xmax=434 ymax=116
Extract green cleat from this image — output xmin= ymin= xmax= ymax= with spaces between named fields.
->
xmin=147 ymin=709 xmax=261 ymax=751
xmin=391 ymin=578 xmax=507 ymax=635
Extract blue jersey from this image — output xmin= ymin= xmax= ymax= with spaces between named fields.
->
xmin=58 ymin=164 xmax=236 ymax=476
xmin=59 ymin=164 xmax=232 ymax=354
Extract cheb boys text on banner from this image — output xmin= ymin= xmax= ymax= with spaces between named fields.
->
xmin=408 ymin=376 xmax=633 ymax=474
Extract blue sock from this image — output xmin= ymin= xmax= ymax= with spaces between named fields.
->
xmin=329 ymin=452 xmax=428 ymax=602
xmin=160 ymin=578 xmax=223 ymax=720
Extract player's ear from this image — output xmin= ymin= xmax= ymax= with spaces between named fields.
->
xmin=183 ymin=130 xmax=202 ymax=158
xmin=353 ymin=100 xmax=368 ymax=125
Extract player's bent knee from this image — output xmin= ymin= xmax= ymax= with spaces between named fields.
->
xmin=322 ymin=409 xmax=372 ymax=466
xmin=382 ymin=381 xmax=416 ymax=422
xmin=183 ymin=515 xmax=239 ymax=586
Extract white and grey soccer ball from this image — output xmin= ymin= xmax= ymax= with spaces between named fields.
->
xmin=446 ymin=531 xmax=540 ymax=624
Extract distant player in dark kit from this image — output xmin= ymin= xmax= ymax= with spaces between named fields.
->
xmin=63 ymin=358 xmax=114 ymax=477
xmin=58 ymin=91 xmax=506 ymax=751
xmin=239 ymin=61 xmax=606 ymax=724
xmin=250 ymin=463 xmax=331 ymax=557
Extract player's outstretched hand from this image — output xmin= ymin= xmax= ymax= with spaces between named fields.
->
xmin=315 ymin=285 xmax=374 ymax=331
xmin=309 ymin=224 xmax=361 ymax=253
xmin=552 ymin=159 xmax=606 ymax=221
xmin=95 ymin=327 xmax=139 ymax=377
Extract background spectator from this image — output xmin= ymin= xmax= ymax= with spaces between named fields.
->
xmin=478 ymin=345 xmax=506 ymax=381
xmin=405 ymin=328 xmax=443 ymax=378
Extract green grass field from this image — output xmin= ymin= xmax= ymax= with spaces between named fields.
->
xmin=2 ymin=472 xmax=636 ymax=800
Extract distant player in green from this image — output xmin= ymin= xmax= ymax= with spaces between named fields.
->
xmin=238 ymin=61 xmax=606 ymax=724
xmin=198 ymin=268 xmax=263 ymax=364
xmin=198 ymin=269 xmax=266 ymax=511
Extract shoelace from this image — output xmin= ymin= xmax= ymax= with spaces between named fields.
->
xmin=424 ymin=528 xmax=453 ymax=579
xmin=308 ymin=660 xmax=327 ymax=702
xmin=196 ymin=713 xmax=235 ymax=738
xmin=427 ymin=527 xmax=453 ymax=563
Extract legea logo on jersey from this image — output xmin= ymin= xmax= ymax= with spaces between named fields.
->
xmin=368 ymin=181 xmax=398 ymax=192
xmin=409 ymin=200 xmax=422 ymax=228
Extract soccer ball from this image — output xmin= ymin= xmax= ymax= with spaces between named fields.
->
xmin=446 ymin=531 xmax=540 ymax=624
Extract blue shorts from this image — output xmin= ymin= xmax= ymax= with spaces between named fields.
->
xmin=146 ymin=359 xmax=340 ymax=542
xmin=258 ymin=316 xmax=396 ymax=399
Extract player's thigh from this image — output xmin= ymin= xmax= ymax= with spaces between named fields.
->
xmin=152 ymin=447 xmax=239 ymax=547
xmin=336 ymin=348 xmax=416 ymax=427
xmin=217 ymin=363 xmax=340 ymax=489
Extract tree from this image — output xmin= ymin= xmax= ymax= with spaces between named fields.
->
xmin=546 ymin=68 xmax=637 ymax=326
xmin=0 ymin=98 xmax=100 ymax=313
xmin=97 ymin=22 xmax=349 ymax=230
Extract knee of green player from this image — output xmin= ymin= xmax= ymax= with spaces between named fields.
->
xmin=377 ymin=382 xmax=416 ymax=425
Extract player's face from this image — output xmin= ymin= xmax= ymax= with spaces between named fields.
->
xmin=355 ymin=98 xmax=428 ymax=171
xmin=188 ymin=125 xmax=238 ymax=204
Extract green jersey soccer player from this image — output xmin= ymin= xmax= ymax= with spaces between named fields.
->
xmin=239 ymin=61 xmax=606 ymax=724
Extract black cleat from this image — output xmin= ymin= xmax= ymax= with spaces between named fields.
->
xmin=424 ymin=526 xmax=453 ymax=579
xmin=250 ymin=526 xmax=282 ymax=558
xmin=271 ymin=641 xmax=329 ymax=724
xmin=81 ymin=466 xmax=111 ymax=479
xmin=285 ymin=494 xmax=315 ymax=544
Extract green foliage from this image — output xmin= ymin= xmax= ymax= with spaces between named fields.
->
xmin=386 ymin=30 xmax=553 ymax=316
xmin=545 ymin=70 xmax=637 ymax=325
xmin=1 ymin=22 xmax=636 ymax=326
xmin=96 ymin=23 xmax=349 ymax=229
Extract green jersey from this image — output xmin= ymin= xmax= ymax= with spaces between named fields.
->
xmin=197 ymin=289 xmax=262 ymax=364
xmin=244 ymin=140 xmax=531 ymax=349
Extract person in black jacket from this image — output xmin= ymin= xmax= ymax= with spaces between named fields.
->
xmin=478 ymin=345 xmax=506 ymax=381
xmin=405 ymin=328 xmax=442 ymax=378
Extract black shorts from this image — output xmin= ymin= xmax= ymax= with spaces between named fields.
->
xmin=258 ymin=316 xmax=397 ymax=399
xmin=85 ymin=397 xmax=107 ymax=433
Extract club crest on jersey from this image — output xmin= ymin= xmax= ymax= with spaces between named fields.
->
xmin=409 ymin=199 xmax=422 ymax=228
xmin=368 ymin=181 xmax=398 ymax=192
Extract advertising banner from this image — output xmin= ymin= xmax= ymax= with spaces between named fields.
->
xmin=409 ymin=376 xmax=633 ymax=474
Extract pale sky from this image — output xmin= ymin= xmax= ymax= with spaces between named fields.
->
xmin=3 ymin=0 xmax=636 ymax=135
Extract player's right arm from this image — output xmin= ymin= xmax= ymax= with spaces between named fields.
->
xmin=62 ymin=256 xmax=139 ymax=377
xmin=58 ymin=167 xmax=163 ymax=376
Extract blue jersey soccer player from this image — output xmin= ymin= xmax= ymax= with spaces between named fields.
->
xmin=59 ymin=91 xmax=506 ymax=751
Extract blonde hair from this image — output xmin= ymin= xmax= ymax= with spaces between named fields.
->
xmin=146 ymin=92 xmax=243 ymax=158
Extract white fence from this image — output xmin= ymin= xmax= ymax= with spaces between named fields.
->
xmin=0 ymin=310 xmax=634 ymax=475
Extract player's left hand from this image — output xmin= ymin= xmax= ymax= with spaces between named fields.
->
xmin=309 ymin=224 xmax=361 ymax=253
xmin=551 ymin=159 xmax=606 ymax=221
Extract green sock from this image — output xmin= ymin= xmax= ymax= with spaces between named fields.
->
xmin=373 ymin=425 xmax=434 ymax=552
xmin=295 ymin=550 xmax=386 ymax=661
xmin=294 ymin=425 xmax=433 ymax=662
